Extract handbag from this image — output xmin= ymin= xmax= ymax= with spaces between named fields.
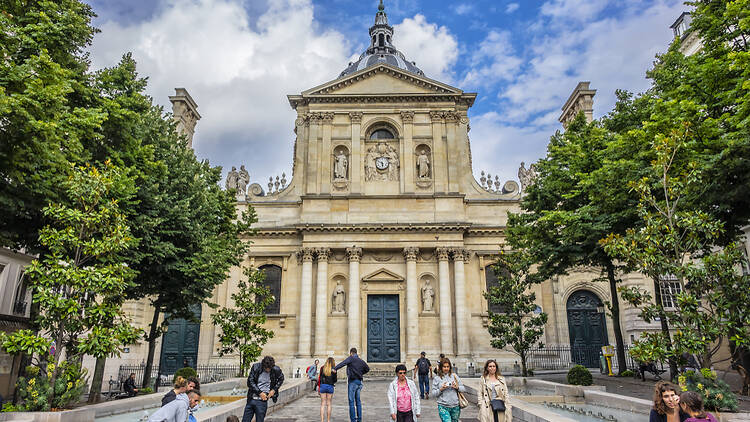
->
xmin=452 ymin=374 xmax=468 ymax=408
xmin=490 ymin=398 xmax=506 ymax=412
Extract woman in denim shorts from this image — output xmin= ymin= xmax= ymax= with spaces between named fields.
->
xmin=318 ymin=357 xmax=337 ymax=422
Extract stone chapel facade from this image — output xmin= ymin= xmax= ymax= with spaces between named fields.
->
xmin=105 ymin=3 xmax=667 ymax=380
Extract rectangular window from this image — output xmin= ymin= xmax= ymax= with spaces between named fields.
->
xmin=659 ymin=276 xmax=682 ymax=309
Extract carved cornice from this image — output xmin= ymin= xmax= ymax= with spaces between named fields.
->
xmin=316 ymin=247 xmax=331 ymax=261
xmin=349 ymin=112 xmax=363 ymax=123
xmin=436 ymin=247 xmax=451 ymax=261
xmin=400 ymin=111 xmax=415 ymax=123
xmin=297 ymin=247 xmax=315 ymax=262
xmin=308 ymin=66 xmax=458 ymax=96
xmin=346 ymin=246 xmax=363 ymax=262
xmin=403 ymin=247 xmax=419 ymax=261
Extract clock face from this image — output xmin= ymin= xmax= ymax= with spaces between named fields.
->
xmin=375 ymin=156 xmax=389 ymax=170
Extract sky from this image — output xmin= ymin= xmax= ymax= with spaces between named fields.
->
xmin=86 ymin=0 xmax=687 ymax=185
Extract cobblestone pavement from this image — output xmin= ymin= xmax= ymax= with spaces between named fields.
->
xmin=267 ymin=379 xmax=479 ymax=422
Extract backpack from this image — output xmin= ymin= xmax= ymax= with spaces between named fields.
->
xmin=417 ymin=358 xmax=430 ymax=373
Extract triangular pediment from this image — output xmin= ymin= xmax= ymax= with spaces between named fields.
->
xmin=362 ymin=268 xmax=404 ymax=282
xmin=302 ymin=64 xmax=462 ymax=97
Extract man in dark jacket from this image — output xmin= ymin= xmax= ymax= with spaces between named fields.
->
xmin=242 ymin=356 xmax=284 ymax=422
xmin=124 ymin=373 xmax=139 ymax=397
xmin=334 ymin=348 xmax=370 ymax=422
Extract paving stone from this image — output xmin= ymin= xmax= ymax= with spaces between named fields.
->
xmin=267 ymin=379 xmax=479 ymax=421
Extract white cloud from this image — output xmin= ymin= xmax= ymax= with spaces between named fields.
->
xmin=454 ymin=4 xmax=474 ymax=15
xmin=89 ymin=0 xmax=353 ymax=183
xmin=506 ymin=3 xmax=520 ymax=13
xmin=393 ymin=14 xmax=459 ymax=83
xmin=540 ymin=0 xmax=611 ymax=22
xmin=461 ymin=30 xmax=521 ymax=88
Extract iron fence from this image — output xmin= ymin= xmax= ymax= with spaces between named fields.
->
xmin=117 ymin=363 xmax=242 ymax=388
xmin=524 ymin=345 xmax=637 ymax=372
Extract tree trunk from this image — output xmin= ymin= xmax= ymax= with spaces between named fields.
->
xmin=520 ymin=351 xmax=528 ymax=377
xmin=605 ymin=260 xmax=628 ymax=374
xmin=88 ymin=356 xmax=106 ymax=403
xmin=142 ymin=306 xmax=162 ymax=389
xmin=729 ymin=337 xmax=750 ymax=396
xmin=651 ymin=277 xmax=678 ymax=380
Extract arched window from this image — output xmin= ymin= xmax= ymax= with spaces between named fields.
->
xmin=258 ymin=265 xmax=282 ymax=314
xmin=378 ymin=34 xmax=384 ymax=47
xmin=485 ymin=264 xmax=508 ymax=314
xmin=370 ymin=129 xmax=395 ymax=140
xmin=13 ymin=270 xmax=28 ymax=315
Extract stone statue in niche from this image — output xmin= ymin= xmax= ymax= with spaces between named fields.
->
xmin=334 ymin=150 xmax=348 ymax=180
xmin=225 ymin=166 xmax=238 ymax=190
xmin=237 ymin=165 xmax=250 ymax=194
xmin=421 ymin=279 xmax=435 ymax=312
xmin=332 ymin=281 xmax=346 ymax=313
xmin=417 ymin=149 xmax=430 ymax=179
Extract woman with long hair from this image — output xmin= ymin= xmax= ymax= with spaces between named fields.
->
xmin=318 ymin=357 xmax=337 ymax=422
xmin=649 ymin=381 xmax=689 ymax=422
xmin=431 ymin=358 xmax=465 ymax=422
xmin=478 ymin=360 xmax=511 ymax=422
xmin=161 ymin=375 xmax=192 ymax=406
xmin=679 ymin=391 xmax=717 ymax=422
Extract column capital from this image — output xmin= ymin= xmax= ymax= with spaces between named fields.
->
xmin=435 ymin=247 xmax=451 ymax=261
xmin=297 ymin=247 xmax=315 ymax=262
xmin=429 ymin=111 xmax=444 ymax=123
xmin=451 ymin=248 xmax=471 ymax=262
xmin=400 ymin=111 xmax=415 ymax=123
xmin=321 ymin=112 xmax=334 ymax=123
xmin=349 ymin=112 xmax=363 ymax=123
xmin=443 ymin=111 xmax=460 ymax=123
xmin=316 ymin=247 xmax=331 ymax=261
xmin=346 ymin=246 xmax=363 ymax=262
xmin=403 ymin=247 xmax=419 ymax=261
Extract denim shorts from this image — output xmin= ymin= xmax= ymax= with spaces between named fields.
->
xmin=319 ymin=383 xmax=334 ymax=394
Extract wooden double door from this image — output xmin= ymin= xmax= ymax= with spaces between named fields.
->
xmin=159 ymin=305 xmax=201 ymax=375
xmin=567 ymin=290 xmax=608 ymax=368
xmin=367 ymin=295 xmax=400 ymax=362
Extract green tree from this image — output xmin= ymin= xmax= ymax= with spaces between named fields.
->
xmin=212 ymin=266 xmax=275 ymax=375
xmin=485 ymin=249 xmax=548 ymax=377
xmin=506 ymin=113 xmax=639 ymax=374
xmin=0 ymin=162 xmax=141 ymax=405
xmin=0 ymin=0 xmax=105 ymax=251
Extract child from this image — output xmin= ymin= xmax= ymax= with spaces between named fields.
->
xmin=679 ymin=391 xmax=717 ymax=422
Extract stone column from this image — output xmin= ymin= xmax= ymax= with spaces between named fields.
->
xmin=452 ymin=248 xmax=470 ymax=356
xmin=346 ymin=246 xmax=363 ymax=350
xmin=436 ymin=247 xmax=454 ymax=355
xmin=297 ymin=248 xmax=316 ymax=357
xmin=349 ymin=112 xmax=363 ymax=193
xmin=314 ymin=247 xmax=331 ymax=357
xmin=403 ymin=247 xmax=419 ymax=357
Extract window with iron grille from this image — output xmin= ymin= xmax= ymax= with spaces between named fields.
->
xmin=485 ymin=263 xmax=508 ymax=314
xmin=659 ymin=275 xmax=682 ymax=309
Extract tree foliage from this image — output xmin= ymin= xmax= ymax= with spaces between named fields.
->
xmin=211 ymin=266 xmax=275 ymax=376
xmin=485 ymin=249 xmax=548 ymax=377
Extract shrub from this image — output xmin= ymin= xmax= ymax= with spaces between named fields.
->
xmin=678 ymin=369 xmax=737 ymax=412
xmin=140 ymin=387 xmax=154 ymax=394
xmin=51 ymin=361 xmax=87 ymax=409
xmin=173 ymin=367 xmax=197 ymax=384
xmin=526 ymin=369 xmax=534 ymax=376
xmin=567 ymin=365 xmax=593 ymax=386
xmin=2 ymin=403 xmax=18 ymax=412
xmin=620 ymin=369 xmax=634 ymax=377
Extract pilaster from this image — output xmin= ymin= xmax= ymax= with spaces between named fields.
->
xmin=349 ymin=112 xmax=363 ymax=193
xmin=314 ymin=247 xmax=330 ymax=357
xmin=436 ymin=246 xmax=453 ymax=355
xmin=306 ymin=114 xmax=321 ymax=194
xmin=430 ymin=111 xmax=446 ymax=192
xmin=320 ymin=113 xmax=334 ymax=194
xmin=452 ymin=248 xmax=471 ymax=356
xmin=403 ymin=246 xmax=419 ymax=357
xmin=401 ymin=111 xmax=415 ymax=193
xmin=346 ymin=246 xmax=363 ymax=351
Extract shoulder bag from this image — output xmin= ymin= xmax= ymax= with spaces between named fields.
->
xmin=489 ymin=380 xmax=506 ymax=412
xmin=453 ymin=374 xmax=468 ymax=408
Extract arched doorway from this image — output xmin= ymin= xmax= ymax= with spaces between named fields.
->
xmin=159 ymin=304 xmax=201 ymax=377
xmin=566 ymin=290 xmax=608 ymax=367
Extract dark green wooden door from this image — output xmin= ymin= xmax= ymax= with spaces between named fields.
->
xmin=159 ymin=305 xmax=201 ymax=375
xmin=566 ymin=290 xmax=608 ymax=367
xmin=367 ymin=295 xmax=400 ymax=362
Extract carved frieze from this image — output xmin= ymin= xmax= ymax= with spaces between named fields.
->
xmin=364 ymin=142 xmax=399 ymax=182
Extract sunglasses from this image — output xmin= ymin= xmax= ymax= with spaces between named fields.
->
xmin=397 ymin=371 xmax=406 ymax=374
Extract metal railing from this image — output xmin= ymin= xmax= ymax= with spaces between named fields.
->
xmin=524 ymin=345 xmax=636 ymax=371
xmin=117 ymin=363 xmax=242 ymax=388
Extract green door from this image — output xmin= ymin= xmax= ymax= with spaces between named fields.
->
xmin=159 ymin=305 xmax=201 ymax=375
xmin=566 ymin=290 xmax=608 ymax=367
xmin=367 ymin=295 xmax=400 ymax=362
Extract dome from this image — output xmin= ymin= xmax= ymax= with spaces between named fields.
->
xmin=338 ymin=0 xmax=424 ymax=78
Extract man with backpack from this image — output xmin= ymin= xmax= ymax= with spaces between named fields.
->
xmin=414 ymin=351 xmax=432 ymax=400
xmin=306 ymin=359 xmax=319 ymax=391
